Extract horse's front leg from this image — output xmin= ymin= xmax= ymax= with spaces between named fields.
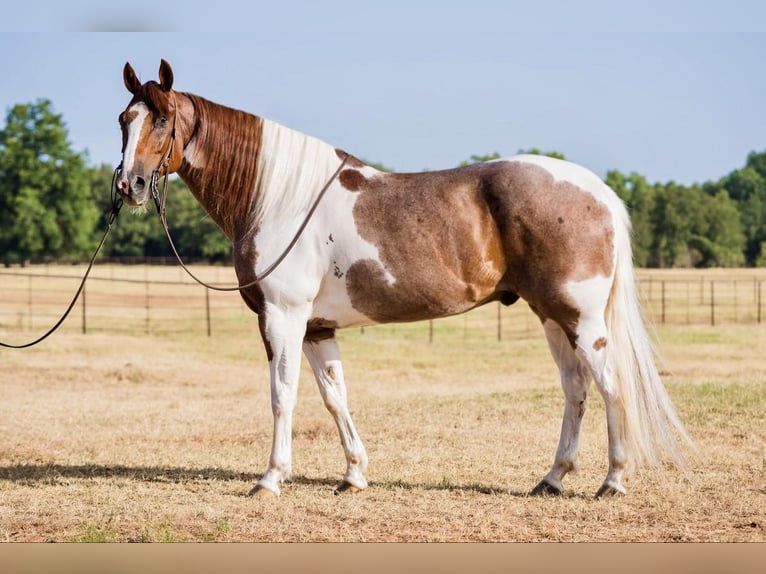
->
xmin=250 ymin=302 xmax=310 ymax=497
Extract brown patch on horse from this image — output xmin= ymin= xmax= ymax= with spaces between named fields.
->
xmin=305 ymin=318 xmax=338 ymax=343
xmin=346 ymin=164 xmax=506 ymax=322
xmin=339 ymin=169 xmax=367 ymax=192
xmin=177 ymin=93 xmax=263 ymax=239
xmin=486 ymin=161 xmax=615 ymax=347
xmin=593 ymin=337 xmax=608 ymax=351
xmin=346 ymin=160 xmax=614 ymax=342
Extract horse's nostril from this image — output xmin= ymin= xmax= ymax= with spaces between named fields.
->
xmin=134 ymin=176 xmax=146 ymax=191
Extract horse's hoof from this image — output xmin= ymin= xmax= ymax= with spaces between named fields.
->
xmin=530 ymin=479 xmax=564 ymax=496
xmin=334 ymin=481 xmax=363 ymax=495
xmin=594 ymin=482 xmax=626 ymax=498
xmin=249 ymin=484 xmax=278 ymax=498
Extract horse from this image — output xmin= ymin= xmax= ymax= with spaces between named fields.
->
xmin=115 ymin=59 xmax=692 ymax=498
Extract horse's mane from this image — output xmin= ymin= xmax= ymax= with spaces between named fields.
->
xmin=179 ymin=91 xmax=343 ymax=239
xmin=179 ymin=92 xmax=263 ymax=238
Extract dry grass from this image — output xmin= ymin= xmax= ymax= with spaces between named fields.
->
xmin=0 ymin=267 xmax=764 ymax=542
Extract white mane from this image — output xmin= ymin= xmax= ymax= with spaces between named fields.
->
xmin=253 ymin=119 xmax=344 ymax=226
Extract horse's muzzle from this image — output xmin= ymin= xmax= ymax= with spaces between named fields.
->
xmin=116 ymin=170 xmax=150 ymax=207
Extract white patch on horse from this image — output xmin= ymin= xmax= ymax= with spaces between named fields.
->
xmin=247 ymin=120 xmax=389 ymax=326
xmin=310 ymin=177 xmax=392 ymax=328
xmin=182 ymin=134 xmax=204 ymax=168
xmin=121 ymin=103 xmax=149 ymax=176
xmin=563 ymin=273 xmax=615 ymax=388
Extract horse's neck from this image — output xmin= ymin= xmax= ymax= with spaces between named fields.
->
xmin=178 ymin=93 xmax=341 ymax=241
xmin=178 ymin=93 xmax=262 ymax=239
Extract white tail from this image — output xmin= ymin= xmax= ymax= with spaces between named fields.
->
xmin=605 ymin=205 xmax=694 ymax=475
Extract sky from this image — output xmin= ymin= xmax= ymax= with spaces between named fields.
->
xmin=2 ymin=2 xmax=765 ymax=186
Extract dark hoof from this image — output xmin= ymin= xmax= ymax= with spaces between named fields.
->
xmin=530 ymin=480 xmax=564 ymax=496
xmin=334 ymin=481 xmax=363 ymax=495
xmin=594 ymin=483 xmax=626 ymax=498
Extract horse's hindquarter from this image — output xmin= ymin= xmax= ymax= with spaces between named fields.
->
xmin=484 ymin=156 xmax=618 ymax=332
xmin=312 ymin=163 xmax=508 ymax=326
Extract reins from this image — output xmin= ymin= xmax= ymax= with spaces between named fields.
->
xmin=0 ymin=169 xmax=123 ymax=349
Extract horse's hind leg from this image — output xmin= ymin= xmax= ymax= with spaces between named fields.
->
xmin=303 ymin=335 xmax=368 ymax=493
xmin=574 ymin=316 xmax=628 ymax=497
xmin=532 ymin=320 xmax=592 ymax=495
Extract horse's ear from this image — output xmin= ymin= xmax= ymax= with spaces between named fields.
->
xmin=158 ymin=59 xmax=174 ymax=92
xmin=123 ymin=62 xmax=141 ymax=94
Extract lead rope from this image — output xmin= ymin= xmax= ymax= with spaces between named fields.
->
xmin=152 ymin=153 xmax=349 ymax=292
xmin=0 ymin=168 xmax=123 ymax=349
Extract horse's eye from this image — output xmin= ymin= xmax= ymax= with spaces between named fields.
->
xmin=157 ymin=116 xmax=168 ymax=126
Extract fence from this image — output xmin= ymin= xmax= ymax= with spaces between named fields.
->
xmin=0 ymin=265 xmax=764 ymax=343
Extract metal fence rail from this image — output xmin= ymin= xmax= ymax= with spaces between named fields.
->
xmin=1 ymin=266 xmax=764 ymax=343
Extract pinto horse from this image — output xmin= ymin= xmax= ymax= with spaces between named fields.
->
xmin=116 ymin=59 xmax=691 ymax=498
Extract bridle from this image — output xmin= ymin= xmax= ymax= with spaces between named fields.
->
xmin=147 ymin=91 xmax=349 ymax=293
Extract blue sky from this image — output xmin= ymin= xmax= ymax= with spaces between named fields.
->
xmin=2 ymin=2 xmax=765 ymax=185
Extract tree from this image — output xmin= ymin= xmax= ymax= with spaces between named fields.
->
xmin=0 ymin=99 xmax=97 ymax=265
xmin=161 ymin=178 xmax=232 ymax=261
xmin=717 ymin=155 xmax=766 ymax=266
xmin=606 ymin=170 xmax=655 ymax=266
xmin=516 ymin=148 xmax=566 ymax=160
xmin=694 ymin=188 xmax=745 ymax=267
xmin=460 ymin=152 xmax=502 ymax=166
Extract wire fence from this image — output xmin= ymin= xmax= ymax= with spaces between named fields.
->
xmin=0 ymin=265 xmax=764 ymax=344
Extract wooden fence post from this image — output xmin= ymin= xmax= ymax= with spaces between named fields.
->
xmin=81 ymin=285 xmax=87 ymax=334
xmin=710 ymin=280 xmax=715 ymax=327
xmin=27 ymin=275 xmax=33 ymax=330
xmin=497 ymin=301 xmax=502 ymax=342
xmin=145 ymin=281 xmax=150 ymax=334
xmin=205 ymin=288 xmax=212 ymax=337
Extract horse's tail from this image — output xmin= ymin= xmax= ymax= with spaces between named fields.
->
xmin=604 ymin=199 xmax=694 ymax=475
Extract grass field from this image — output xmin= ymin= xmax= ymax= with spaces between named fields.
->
xmin=0 ymin=266 xmax=764 ymax=542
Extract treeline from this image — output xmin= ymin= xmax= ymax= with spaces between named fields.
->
xmin=2 ymin=99 xmax=766 ymax=267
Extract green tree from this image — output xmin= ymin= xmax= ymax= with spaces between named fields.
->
xmin=717 ymin=152 xmax=766 ymax=266
xmin=162 ymin=178 xmax=231 ymax=261
xmin=516 ymin=148 xmax=566 ymax=160
xmin=693 ymin=188 xmax=745 ymax=267
xmin=0 ymin=99 xmax=97 ymax=265
xmin=606 ymin=170 xmax=655 ymax=266
xmin=460 ymin=152 xmax=502 ymax=166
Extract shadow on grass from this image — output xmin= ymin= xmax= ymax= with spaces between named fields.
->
xmin=0 ymin=464 xmax=585 ymax=499
xmin=368 ymin=479 xmax=534 ymax=498
xmin=0 ymin=463 xmax=260 ymax=484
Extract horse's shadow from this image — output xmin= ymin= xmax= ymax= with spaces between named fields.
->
xmin=0 ymin=463 xmax=547 ymax=498
xmin=0 ymin=463 xmax=261 ymax=486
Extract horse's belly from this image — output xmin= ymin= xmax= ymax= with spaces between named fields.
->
xmin=311 ymin=254 xmax=498 ymax=328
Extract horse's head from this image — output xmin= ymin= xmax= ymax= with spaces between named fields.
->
xmin=116 ymin=59 xmax=184 ymax=207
